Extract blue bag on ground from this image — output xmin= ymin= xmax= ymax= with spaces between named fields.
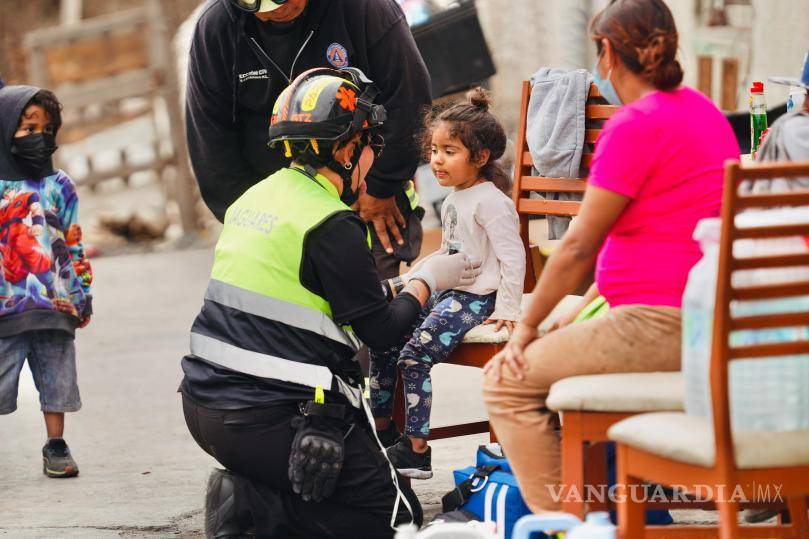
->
xmin=442 ymin=443 xmax=671 ymax=538
xmin=442 ymin=444 xmax=531 ymax=539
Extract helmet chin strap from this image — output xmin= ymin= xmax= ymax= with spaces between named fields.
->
xmin=328 ymin=142 xmax=365 ymax=206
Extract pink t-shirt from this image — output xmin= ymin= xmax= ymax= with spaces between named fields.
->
xmin=589 ymin=87 xmax=740 ymax=307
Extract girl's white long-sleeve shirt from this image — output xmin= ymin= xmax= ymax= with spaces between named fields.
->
xmin=440 ymin=181 xmax=526 ymax=321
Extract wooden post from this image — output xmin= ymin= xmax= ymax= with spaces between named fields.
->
xmin=148 ymin=0 xmax=199 ymax=234
xmin=60 ymin=0 xmax=83 ymax=25
xmin=721 ymin=58 xmax=739 ymax=111
xmin=697 ymin=55 xmax=713 ymax=100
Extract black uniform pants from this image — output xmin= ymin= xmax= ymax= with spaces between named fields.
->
xmin=182 ymin=395 xmax=421 ymax=538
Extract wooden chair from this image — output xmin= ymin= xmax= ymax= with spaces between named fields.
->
xmin=392 ymin=81 xmax=613 ymax=440
xmin=610 ymin=160 xmax=809 ymax=538
xmin=547 ymin=372 xmax=686 ymax=518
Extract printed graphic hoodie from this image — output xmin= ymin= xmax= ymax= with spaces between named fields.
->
xmin=0 ymin=85 xmax=93 ymax=337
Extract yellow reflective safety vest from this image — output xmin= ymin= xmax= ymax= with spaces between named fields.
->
xmin=189 ymin=166 xmax=366 ymax=407
xmin=404 ymin=180 xmax=419 ymax=210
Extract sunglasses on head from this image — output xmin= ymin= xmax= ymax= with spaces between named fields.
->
xmin=230 ymin=0 xmax=288 ymax=13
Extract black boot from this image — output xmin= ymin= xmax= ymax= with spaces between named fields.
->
xmin=205 ymin=469 xmax=251 ymax=538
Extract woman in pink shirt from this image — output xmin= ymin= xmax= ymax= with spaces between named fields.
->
xmin=482 ymin=0 xmax=740 ymax=513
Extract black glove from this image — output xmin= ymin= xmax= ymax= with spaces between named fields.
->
xmin=288 ymin=402 xmax=347 ymax=502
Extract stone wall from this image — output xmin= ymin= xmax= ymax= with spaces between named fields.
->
xmin=750 ymin=0 xmax=809 ymax=106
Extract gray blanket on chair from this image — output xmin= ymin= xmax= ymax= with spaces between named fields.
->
xmin=527 ymin=67 xmax=592 ymax=240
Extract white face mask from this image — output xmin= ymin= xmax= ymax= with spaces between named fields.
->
xmin=788 ymin=89 xmax=806 ymax=112
xmin=591 ymin=55 xmax=623 ymax=107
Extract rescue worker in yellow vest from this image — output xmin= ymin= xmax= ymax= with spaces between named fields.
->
xmin=180 ymin=67 xmax=481 ymax=538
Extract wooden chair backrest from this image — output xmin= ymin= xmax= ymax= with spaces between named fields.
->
xmin=711 ymin=160 xmax=809 ymax=468
xmin=511 ymin=80 xmax=619 ymax=289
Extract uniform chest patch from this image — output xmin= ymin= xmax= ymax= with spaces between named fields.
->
xmin=326 ymin=43 xmax=349 ymax=69
xmin=238 ymin=68 xmax=269 ymax=83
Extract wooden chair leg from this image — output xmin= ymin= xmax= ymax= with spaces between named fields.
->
xmin=787 ymin=496 xmax=809 ymax=537
xmin=561 ymin=414 xmax=586 ymax=519
xmin=585 ymin=442 xmax=609 ymax=512
xmin=716 ymin=499 xmax=739 ymax=539
xmin=617 ymin=446 xmax=644 ymax=539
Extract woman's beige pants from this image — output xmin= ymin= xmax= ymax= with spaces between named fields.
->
xmin=482 ymin=304 xmax=681 ymax=512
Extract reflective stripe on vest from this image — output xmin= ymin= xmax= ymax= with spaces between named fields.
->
xmin=190 ymin=332 xmax=363 ymax=408
xmin=205 ymin=278 xmax=360 ymax=352
xmin=404 ymin=180 xmax=419 ymax=210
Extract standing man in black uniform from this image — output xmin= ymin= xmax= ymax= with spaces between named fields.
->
xmin=186 ymin=0 xmax=431 ymax=277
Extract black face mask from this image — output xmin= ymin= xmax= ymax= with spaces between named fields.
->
xmin=10 ymin=133 xmax=57 ymax=178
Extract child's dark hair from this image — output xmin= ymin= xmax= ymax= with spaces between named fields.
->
xmin=422 ymin=87 xmax=511 ymax=195
xmin=24 ymin=89 xmax=63 ymax=133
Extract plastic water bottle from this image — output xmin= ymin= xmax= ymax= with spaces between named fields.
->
xmin=512 ymin=512 xmax=615 ymax=539
xmin=567 ymin=512 xmax=616 ymax=539
xmin=682 ymin=214 xmax=809 ymax=430
xmin=749 ymin=81 xmax=768 ymax=156
xmin=398 ymin=521 xmax=497 ymax=538
xmin=681 ymin=218 xmax=721 ymax=420
xmin=511 ymin=513 xmax=582 ymax=539
xmin=394 ymin=523 xmax=419 ymax=539
xmin=787 ymin=87 xmax=805 ymax=113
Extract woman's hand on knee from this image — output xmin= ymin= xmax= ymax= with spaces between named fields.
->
xmin=483 ymin=321 xmax=538 ymax=382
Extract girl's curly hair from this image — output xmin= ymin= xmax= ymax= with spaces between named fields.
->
xmin=421 ymin=87 xmax=511 ymax=195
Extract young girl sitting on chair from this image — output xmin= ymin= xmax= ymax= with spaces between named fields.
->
xmin=371 ymin=88 xmax=526 ymax=479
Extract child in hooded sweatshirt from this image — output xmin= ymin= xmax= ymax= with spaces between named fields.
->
xmin=0 ymin=85 xmax=92 ymax=478
xmin=370 ymin=88 xmax=525 ymax=479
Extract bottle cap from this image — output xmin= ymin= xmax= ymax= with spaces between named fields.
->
xmin=750 ymin=81 xmax=764 ymax=93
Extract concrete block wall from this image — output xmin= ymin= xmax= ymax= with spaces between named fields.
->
xmin=467 ymin=0 xmax=808 ymax=135
xmin=750 ymin=0 xmax=809 ymax=107
xmin=474 ymin=0 xmax=556 ymax=136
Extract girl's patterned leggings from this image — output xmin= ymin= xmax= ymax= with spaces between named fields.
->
xmin=370 ymin=289 xmax=495 ymax=438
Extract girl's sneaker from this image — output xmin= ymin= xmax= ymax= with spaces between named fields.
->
xmin=386 ymin=437 xmax=432 ymax=479
xmin=42 ymin=438 xmax=79 ymax=478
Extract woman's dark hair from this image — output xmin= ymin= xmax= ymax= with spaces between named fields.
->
xmin=24 ymin=89 xmax=63 ymax=133
xmin=590 ymin=0 xmax=683 ymax=91
xmin=422 ymin=87 xmax=511 ymax=195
